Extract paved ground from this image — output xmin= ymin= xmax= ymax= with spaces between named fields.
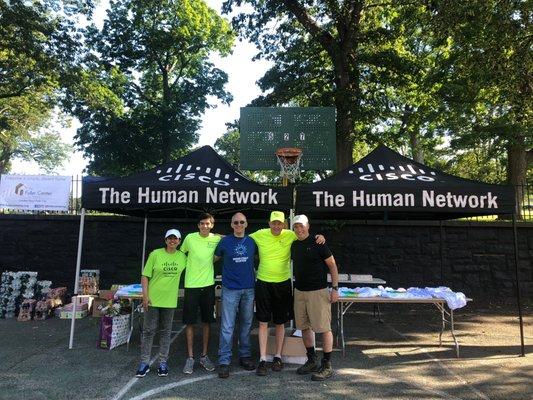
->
xmin=0 ymin=303 xmax=531 ymax=400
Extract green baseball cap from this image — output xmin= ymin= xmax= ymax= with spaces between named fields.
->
xmin=270 ymin=211 xmax=285 ymax=223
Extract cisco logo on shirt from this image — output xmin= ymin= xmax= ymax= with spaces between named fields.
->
xmin=155 ymin=164 xmax=241 ymax=186
xmin=349 ymin=162 xmax=436 ymax=182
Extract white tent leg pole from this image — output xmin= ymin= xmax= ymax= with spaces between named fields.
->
xmin=69 ymin=208 xmax=86 ymax=349
xmin=141 ymin=214 xmax=148 ymax=273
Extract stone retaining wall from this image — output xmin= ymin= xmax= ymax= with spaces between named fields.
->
xmin=0 ymin=215 xmax=531 ymax=301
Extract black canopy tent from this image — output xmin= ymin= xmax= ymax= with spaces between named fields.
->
xmin=296 ymin=145 xmax=515 ymax=220
xmin=82 ymin=145 xmax=292 ymax=217
xmin=295 ymin=145 xmax=525 ymax=355
xmin=69 ymin=146 xmax=293 ymax=348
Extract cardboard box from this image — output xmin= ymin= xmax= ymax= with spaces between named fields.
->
xmin=62 ymin=302 xmax=88 ymax=311
xmin=60 ymin=302 xmax=89 ymax=319
xmin=74 ymin=295 xmax=96 ymax=311
xmin=99 ymin=290 xmax=117 ymax=300
xmin=251 ymin=327 xmax=307 ymax=364
xmin=60 ymin=309 xmax=88 ymax=319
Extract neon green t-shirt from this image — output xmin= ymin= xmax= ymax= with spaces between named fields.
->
xmin=250 ymin=229 xmax=297 ymax=283
xmin=142 ymin=248 xmax=187 ymax=308
xmin=181 ymin=232 xmax=221 ymax=288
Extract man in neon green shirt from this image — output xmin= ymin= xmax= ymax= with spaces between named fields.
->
xmin=136 ymin=229 xmax=187 ymax=378
xmin=180 ymin=212 xmax=221 ymax=374
xmin=250 ymin=211 xmax=324 ymax=376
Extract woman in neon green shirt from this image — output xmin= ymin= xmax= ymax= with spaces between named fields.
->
xmin=135 ymin=229 xmax=187 ymax=378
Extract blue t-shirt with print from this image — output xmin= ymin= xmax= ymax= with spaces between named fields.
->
xmin=215 ymin=235 xmax=256 ymax=290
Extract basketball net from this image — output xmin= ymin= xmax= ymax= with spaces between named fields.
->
xmin=276 ymin=147 xmax=302 ymax=185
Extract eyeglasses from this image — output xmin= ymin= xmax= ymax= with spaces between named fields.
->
xmin=232 ymin=220 xmax=246 ymax=225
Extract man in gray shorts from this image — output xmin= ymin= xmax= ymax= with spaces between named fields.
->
xmin=291 ymin=215 xmax=339 ymax=381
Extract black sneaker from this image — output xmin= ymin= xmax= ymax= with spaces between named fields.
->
xmin=218 ymin=364 xmax=230 ymax=379
xmin=256 ymin=360 xmax=268 ymax=376
xmin=135 ymin=363 xmax=150 ymax=378
xmin=297 ymin=357 xmax=319 ymax=375
xmin=157 ymin=362 xmax=169 ymax=377
xmin=311 ymin=360 xmax=334 ymax=381
xmin=271 ymin=356 xmax=283 ymax=372
xmin=239 ymin=357 xmax=256 ymax=371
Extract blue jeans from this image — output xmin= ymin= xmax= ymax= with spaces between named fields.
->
xmin=218 ymin=286 xmax=255 ymax=365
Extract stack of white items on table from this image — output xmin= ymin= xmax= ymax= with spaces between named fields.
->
xmin=338 ymin=285 xmax=468 ymax=310
xmin=0 ymin=271 xmax=38 ymax=318
xmin=338 ymin=286 xmax=381 ymax=298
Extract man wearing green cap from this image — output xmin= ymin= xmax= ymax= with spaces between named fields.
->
xmin=250 ymin=211 xmax=324 ymax=376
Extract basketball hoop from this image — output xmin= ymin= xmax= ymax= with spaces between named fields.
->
xmin=276 ymin=147 xmax=303 ymax=184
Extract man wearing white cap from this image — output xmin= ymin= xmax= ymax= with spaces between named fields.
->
xmin=291 ymin=215 xmax=339 ymax=381
xmin=136 ymin=228 xmax=187 ymax=378
xmin=250 ymin=211 xmax=324 ymax=376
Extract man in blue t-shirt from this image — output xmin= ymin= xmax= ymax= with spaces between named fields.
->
xmin=214 ymin=212 xmax=257 ymax=378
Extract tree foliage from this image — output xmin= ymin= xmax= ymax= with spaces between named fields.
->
xmin=223 ymin=0 xmax=444 ymax=170
xmin=429 ymin=0 xmax=532 ymax=187
xmin=224 ymin=0 xmax=531 ymax=188
xmin=65 ymin=0 xmax=235 ymax=176
xmin=0 ymin=0 xmax=84 ymax=173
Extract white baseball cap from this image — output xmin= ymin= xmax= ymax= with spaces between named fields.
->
xmin=293 ymin=215 xmax=309 ymax=226
xmin=164 ymin=229 xmax=181 ymax=239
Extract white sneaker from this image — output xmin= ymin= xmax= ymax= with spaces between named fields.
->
xmin=183 ymin=357 xmax=194 ymax=374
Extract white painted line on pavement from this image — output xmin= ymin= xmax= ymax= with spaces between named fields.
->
xmin=128 ymin=368 xmax=296 ymax=400
xmin=111 ymin=326 xmax=185 ymax=400
xmin=125 ymin=364 xmax=467 ymax=400
xmin=384 ymin=322 xmax=490 ymax=400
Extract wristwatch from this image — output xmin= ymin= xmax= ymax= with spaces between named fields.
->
xmin=331 ymin=285 xmax=339 ymax=291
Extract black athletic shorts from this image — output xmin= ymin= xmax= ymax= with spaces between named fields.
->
xmin=255 ymin=278 xmax=293 ymax=325
xmin=182 ymin=285 xmax=216 ymax=324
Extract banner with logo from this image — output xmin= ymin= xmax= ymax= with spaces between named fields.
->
xmin=82 ymin=146 xmax=293 ymax=216
xmin=0 ymin=175 xmax=71 ymax=211
xmin=296 ymin=145 xmax=515 ymax=220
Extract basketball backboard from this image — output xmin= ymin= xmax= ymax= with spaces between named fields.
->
xmin=239 ymin=107 xmax=336 ymax=171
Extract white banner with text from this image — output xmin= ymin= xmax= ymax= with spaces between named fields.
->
xmin=0 ymin=175 xmax=71 ymax=211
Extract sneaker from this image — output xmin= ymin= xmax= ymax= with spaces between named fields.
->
xmin=218 ymin=364 xmax=230 ymax=379
xmin=271 ymin=356 xmax=283 ymax=372
xmin=199 ymin=355 xmax=215 ymax=372
xmin=297 ymin=357 xmax=319 ymax=375
xmin=183 ymin=357 xmax=194 ymax=374
xmin=256 ymin=360 xmax=268 ymax=376
xmin=135 ymin=362 xmax=150 ymax=378
xmin=157 ymin=362 xmax=169 ymax=377
xmin=239 ymin=357 xmax=256 ymax=371
xmin=311 ymin=360 xmax=334 ymax=381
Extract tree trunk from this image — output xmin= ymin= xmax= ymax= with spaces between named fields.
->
xmin=160 ymin=66 xmax=171 ymax=163
xmin=409 ymin=130 xmax=424 ymax=164
xmin=398 ymin=105 xmax=424 ymax=163
xmin=282 ymin=0 xmax=362 ymax=171
xmin=506 ymin=135 xmax=528 ymax=218
xmin=335 ymin=121 xmax=355 ymax=171
xmin=0 ymin=142 xmax=13 ymax=174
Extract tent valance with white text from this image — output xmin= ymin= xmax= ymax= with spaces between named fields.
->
xmin=295 ymin=145 xmax=515 ymax=220
xmin=82 ymin=146 xmax=293 ymax=217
